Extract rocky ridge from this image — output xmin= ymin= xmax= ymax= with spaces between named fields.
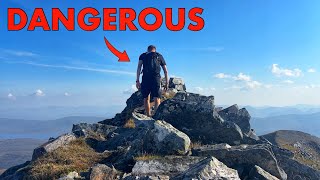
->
xmin=1 ymin=77 xmax=319 ymax=180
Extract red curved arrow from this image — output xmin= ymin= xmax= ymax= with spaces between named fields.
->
xmin=104 ymin=37 xmax=130 ymax=62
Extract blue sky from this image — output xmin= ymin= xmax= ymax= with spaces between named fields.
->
xmin=0 ymin=0 xmax=320 ymax=108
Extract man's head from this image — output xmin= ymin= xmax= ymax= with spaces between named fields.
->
xmin=147 ymin=45 xmax=156 ymax=52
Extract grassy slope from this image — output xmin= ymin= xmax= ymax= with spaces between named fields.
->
xmin=263 ymin=130 xmax=320 ymax=170
xmin=19 ymin=138 xmax=111 ymax=179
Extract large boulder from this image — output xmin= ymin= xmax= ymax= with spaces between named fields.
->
xmin=218 ymin=104 xmax=251 ymax=134
xmin=131 ymin=156 xmax=205 ymax=177
xmin=32 ymin=133 xmax=76 ymax=160
xmin=154 ymin=92 xmax=244 ymax=145
xmin=174 ymin=157 xmax=240 ymax=180
xmin=102 ymin=113 xmax=190 ymax=155
xmin=72 ymin=123 xmax=118 ymax=139
xmin=146 ymin=120 xmax=191 ymax=155
xmin=0 ymin=161 xmax=30 ymax=180
xmin=192 ymin=144 xmax=287 ymax=180
xmin=245 ymin=165 xmax=279 ymax=180
xmin=161 ymin=77 xmax=186 ymax=92
xmin=99 ymin=113 xmax=191 ymax=171
xmin=218 ymin=105 xmax=260 ymax=144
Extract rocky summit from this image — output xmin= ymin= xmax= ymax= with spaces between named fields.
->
xmin=1 ymin=77 xmax=320 ymax=180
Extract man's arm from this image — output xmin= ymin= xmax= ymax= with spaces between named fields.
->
xmin=136 ymin=60 xmax=143 ymax=89
xmin=162 ymin=65 xmax=169 ymax=90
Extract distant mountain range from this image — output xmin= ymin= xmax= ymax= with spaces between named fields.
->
xmin=0 ymin=116 xmax=105 ymax=139
xmin=245 ymin=105 xmax=320 ymax=118
xmin=1 ymin=105 xmax=319 ymax=139
xmin=0 ymin=139 xmax=46 ymax=170
xmin=252 ymin=112 xmax=320 ymax=137
xmin=0 ymin=105 xmax=123 ymax=120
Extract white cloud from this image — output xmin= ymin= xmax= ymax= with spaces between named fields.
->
xmin=64 ymin=92 xmax=71 ymax=97
xmin=214 ymin=72 xmax=251 ymax=82
xmin=264 ymin=84 xmax=273 ymax=89
xmin=123 ymin=85 xmax=138 ymax=94
xmin=1 ymin=49 xmax=38 ymax=57
xmin=307 ymin=68 xmax=316 ymax=73
xmin=224 ymin=85 xmax=242 ymax=90
xmin=191 ymin=87 xmax=216 ymax=95
xmin=33 ymin=89 xmax=45 ymax=97
xmin=215 ymin=72 xmax=262 ymax=90
xmin=226 ymin=81 xmax=262 ymax=91
xmin=246 ymin=81 xmax=262 ymax=89
xmin=5 ymin=61 xmax=135 ymax=76
xmin=194 ymin=87 xmax=204 ymax=92
xmin=283 ymin=80 xmax=294 ymax=84
xmin=271 ymin=64 xmax=302 ymax=77
xmin=235 ymin=73 xmax=251 ymax=82
xmin=8 ymin=93 xmax=16 ymax=100
xmin=305 ymin=84 xmax=320 ymax=89
xmin=214 ymin=73 xmax=231 ymax=79
xmin=204 ymin=47 xmax=224 ymax=52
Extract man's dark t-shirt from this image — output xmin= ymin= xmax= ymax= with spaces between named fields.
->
xmin=139 ymin=52 xmax=166 ymax=98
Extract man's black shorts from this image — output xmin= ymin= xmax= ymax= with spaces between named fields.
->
xmin=141 ymin=76 xmax=161 ymax=99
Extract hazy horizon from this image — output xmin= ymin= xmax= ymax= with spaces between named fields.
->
xmin=1 ymin=1 xmax=320 ymax=108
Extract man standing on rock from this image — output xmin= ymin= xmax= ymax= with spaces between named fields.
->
xmin=136 ymin=45 xmax=169 ymax=117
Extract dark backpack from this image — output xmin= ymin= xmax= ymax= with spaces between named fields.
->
xmin=142 ymin=52 xmax=161 ymax=76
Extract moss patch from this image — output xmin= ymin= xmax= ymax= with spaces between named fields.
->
xmin=134 ymin=154 xmax=162 ymax=161
xmin=123 ymin=118 xmax=136 ymax=129
xmin=25 ymin=138 xmax=110 ymax=180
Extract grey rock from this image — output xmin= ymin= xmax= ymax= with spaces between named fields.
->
xmin=132 ymin=112 xmax=155 ymax=128
xmin=246 ymin=165 xmax=279 ymax=180
xmin=270 ymin=145 xmax=294 ymax=159
xmin=103 ymin=113 xmax=190 ymax=156
xmin=101 ymin=113 xmax=191 ymax=171
xmin=124 ymin=174 xmax=170 ymax=180
xmin=32 ymin=133 xmax=76 ymax=160
xmin=123 ymin=113 xmax=191 ymax=155
xmin=0 ymin=161 xmax=30 ymax=180
xmin=100 ymin=77 xmax=187 ymax=127
xmin=89 ymin=164 xmax=121 ymax=180
xmin=147 ymin=120 xmax=191 ymax=155
xmin=58 ymin=171 xmax=81 ymax=180
xmin=246 ymin=129 xmax=260 ymax=141
xmin=162 ymin=77 xmax=186 ymax=92
xmin=132 ymin=156 xmax=205 ymax=177
xmin=218 ymin=104 xmax=251 ymax=134
xmin=192 ymin=144 xmax=287 ymax=180
xmin=100 ymin=91 xmax=144 ymax=126
xmin=72 ymin=123 xmax=118 ymax=139
xmin=154 ymin=92 xmax=244 ymax=145
xmin=174 ymin=157 xmax=241 ymax=180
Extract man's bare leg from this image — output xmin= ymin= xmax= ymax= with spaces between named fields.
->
xmin=144 ymin=94 xmax=151 ymax=117
xmin=154 ymin=97 xmax=161 ymax=114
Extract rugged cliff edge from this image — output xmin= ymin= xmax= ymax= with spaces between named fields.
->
xmin=1 ymin=78 xmax=319 ymax=180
